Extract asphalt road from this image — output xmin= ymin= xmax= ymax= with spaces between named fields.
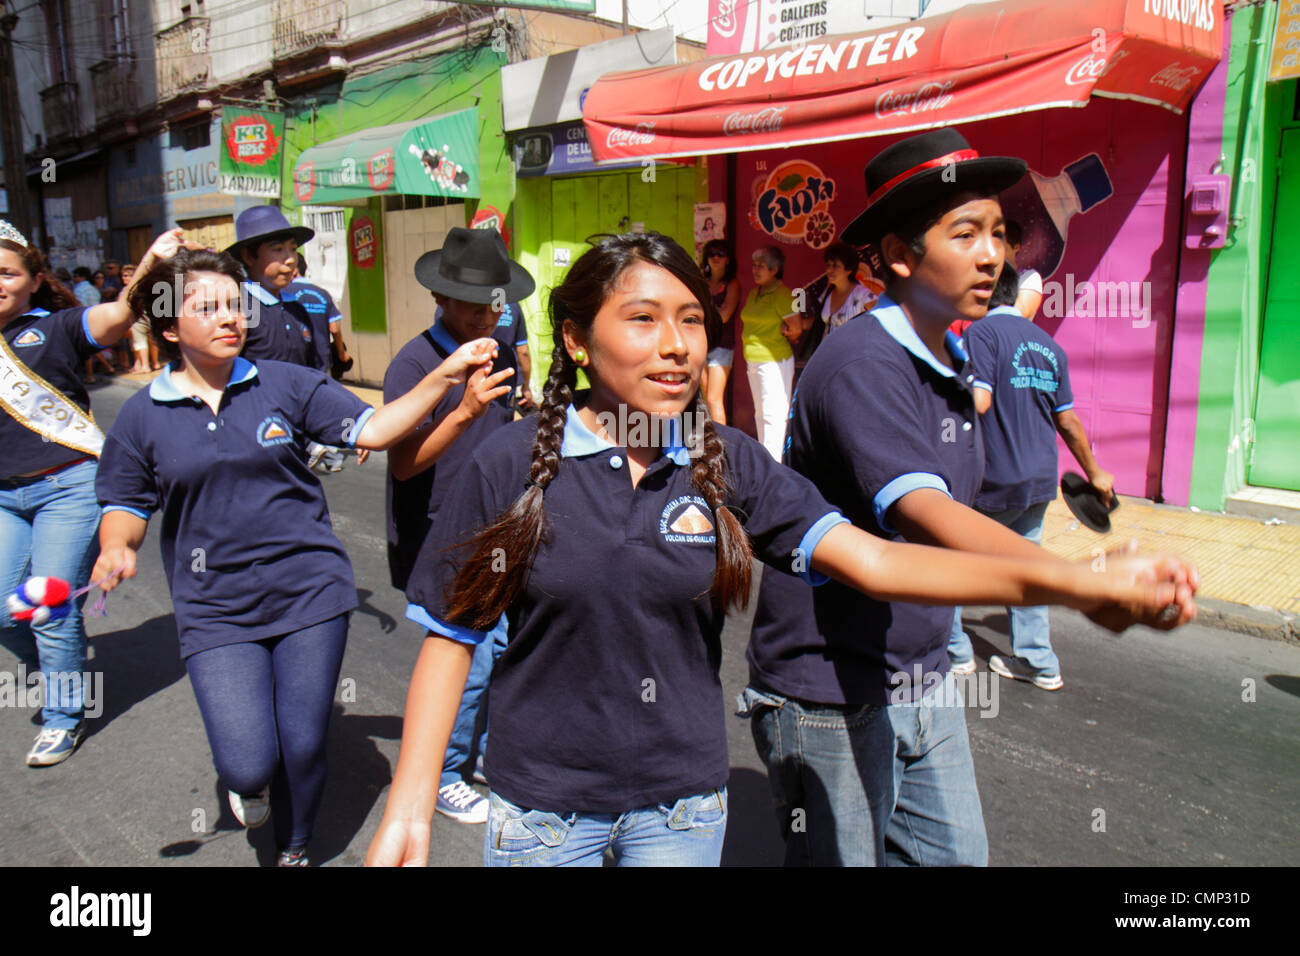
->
xmin=1 ymin=377 xmax=1296 ymax=867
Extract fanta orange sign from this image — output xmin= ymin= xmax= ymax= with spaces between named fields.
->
xmin=749 ymin=159 xmax=837 ymax=249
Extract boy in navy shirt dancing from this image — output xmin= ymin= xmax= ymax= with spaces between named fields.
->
xmin=385 ymin=228 xmax=531 ymax=824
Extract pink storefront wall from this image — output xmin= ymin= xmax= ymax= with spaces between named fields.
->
xmin=715 ymin=98 xmax=1190 ymax=500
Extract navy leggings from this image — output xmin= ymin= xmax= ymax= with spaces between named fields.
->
xmin=185 ymin=614 xmax=348 ymax=850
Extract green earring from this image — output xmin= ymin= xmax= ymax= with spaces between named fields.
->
xmin=573 ymin=349 xmax=587 ymax=365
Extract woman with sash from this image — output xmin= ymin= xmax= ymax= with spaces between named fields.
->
xmin=0 ymin=221 xmax=185 ymax=767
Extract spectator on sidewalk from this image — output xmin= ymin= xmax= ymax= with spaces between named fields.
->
xmin=741 ymin=245 xmax=801 ymax=460
xmin=948 ymin=264 xmax=1115 ymax=691
xmin=384 ymin=227 xmax=530 ymax=825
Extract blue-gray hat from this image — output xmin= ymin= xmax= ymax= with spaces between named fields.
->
xmin=225 ymin=206 xmax=314 ymax=257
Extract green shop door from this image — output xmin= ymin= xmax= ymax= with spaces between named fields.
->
xmin=1251 ymin=128 xmax=1300 ymax=491
xmin=514 ymin=166 xmax=700 ymax=391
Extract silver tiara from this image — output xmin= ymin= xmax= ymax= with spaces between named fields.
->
xmin=0 ymin=220 xmax=28 ymax=247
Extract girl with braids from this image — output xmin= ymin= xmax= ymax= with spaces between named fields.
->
xmin=366 ymin=232 xmax=1196 ymax=868
xmin=1 ymin=224 xmax=187 ymax=767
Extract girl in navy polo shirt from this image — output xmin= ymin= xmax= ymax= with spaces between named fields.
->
xmin=92 ymin=248 xmax=499 ymax=867
xmin=1 ymin=223 xmax=186 ymax=768
xmin=366 ymin=232 xmax=1196 ymax=868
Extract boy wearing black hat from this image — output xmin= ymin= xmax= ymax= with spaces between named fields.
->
xmin=741 ymin=128 xmax=1170 ymax=867
xmin=386 ymin=226 xmax=533 ymax=824
xmin=226 ymin=207 xmax=321 ymax=371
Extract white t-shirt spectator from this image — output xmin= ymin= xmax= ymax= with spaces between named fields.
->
xmin=821 ymin=282 xmax=877 ymax=334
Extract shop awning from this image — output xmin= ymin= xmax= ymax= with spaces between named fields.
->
xmin=291 ymin=108 xmax=480 ymax=205
xmin=583 ymin=0 xmax=1222 ymax=163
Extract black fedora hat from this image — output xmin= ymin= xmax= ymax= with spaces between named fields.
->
xmin=414 ymin=227 xmax=535 ymax=305
xmin=225 ymin=206 xmax=314 ymax=257
xmin=1060 ymin=471 xmax=1120 ymax=534
xmin=842 ymin=128 xmax=1026 ymax=246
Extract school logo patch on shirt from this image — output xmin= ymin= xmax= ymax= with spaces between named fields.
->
xmin=660 ymin=496 xmax=716 ymax=544
xmin=256 ymin=415 xmax=294 ymax=447
xmin=12 ymin=328 xmax=45 ymax=347
xmin=300 ymin=325 xmax=313 ymax=342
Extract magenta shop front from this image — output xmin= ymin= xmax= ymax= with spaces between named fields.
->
xmin=715 ymin=96 xmax=1191 ymax=500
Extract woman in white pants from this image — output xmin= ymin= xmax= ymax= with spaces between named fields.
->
xmin=740 ymin=246 xmax=801 ymax=460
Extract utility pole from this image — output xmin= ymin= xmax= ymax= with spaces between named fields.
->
xmin=0 ymin=0 xmax=31 ymax=237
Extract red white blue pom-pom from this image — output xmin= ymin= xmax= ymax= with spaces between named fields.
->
xmin=6 ymin=576 xmax=74 ymax=626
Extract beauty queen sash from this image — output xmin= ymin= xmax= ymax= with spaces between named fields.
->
xmin=0 ymin=332 xmax=104 ymax=457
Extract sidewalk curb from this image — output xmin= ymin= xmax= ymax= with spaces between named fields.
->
xmin=1195 ymin=596 xmax=1298 ymax=645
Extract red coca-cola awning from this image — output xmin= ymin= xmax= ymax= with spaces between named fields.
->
xmin=583 ymin=0 xmax=1222 ymax=163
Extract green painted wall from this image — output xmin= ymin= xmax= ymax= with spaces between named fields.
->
xmin=279 ymin=45 xmax=512 ymax=334
xmin=1187 ymin=1 xmax=1277 ymax=509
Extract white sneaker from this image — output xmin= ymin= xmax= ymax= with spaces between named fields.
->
xmin=435 ymin=781 xmax=488 ymax=824
xmin=229 ymin=788 xmax=270 ymax=828
xmin=950 ymin=657 xmax=977 ymax=676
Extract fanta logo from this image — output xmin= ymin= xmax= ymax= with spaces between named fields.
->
xmin=606 ymin=123 xmax=656 ymax=149
xmin=724 ymin=107 xmax=786 ymax=136
xmin=752 ymin=159 xmax=837 ymax=249
xmin=257 ymin=415 xmax=293 ymax=447
xmin=13 ymin=329 xmax=45 ymax=347
xmin=368 ymin=149 xmax=395 ymax=191
xmin=660 ymin=496 xmax=716 ymax=544
xmin=1065 ymin=53 xmax=1108 ymax=86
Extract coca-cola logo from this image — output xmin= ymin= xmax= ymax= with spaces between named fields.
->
xmin=1149 ymin=62 xmax=1200 ymax=92
xmin=724 ymin=107 xmax=786 ymax=136
xmin=606 ymin=122 xmax=656 ymax=149
xmin=1065 ymin=53 xmax=1108 ymax=86
xmin=874 ymin=80 xmax=954 ymax=120
xmin=714 ymin=0 xmax=737 ymax=38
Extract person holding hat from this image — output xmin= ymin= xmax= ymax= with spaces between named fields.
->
xmin=741 ymin=128 xmax=1197 ymax=867
xmin=948 ymin=263 xmax=1115 ymax=691
xmin=383 ymin=226 xmax=531 ymax=824
xmin=226 ymin=206 xmax=321 ymax=371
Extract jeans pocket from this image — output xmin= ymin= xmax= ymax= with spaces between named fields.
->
xmin=50 ymin=460 xmax=97 ymax=490
xmin=658 ymin=788 xmax=728 ymax=831
xmin=487 ymin=792 xmax=573 ymax=853
xmin=735 ymin=685 xmax=784 ymax=719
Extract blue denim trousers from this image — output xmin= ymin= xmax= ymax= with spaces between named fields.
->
xmin=441 ymin=614 xmax=508 ymax=788
xmin=739 ymin=671 xmax=987 ymax=866
xmin=948 ymin=500 xmax=1058 ymax=674
xmin=0 ymin=459 xmax=101 ymax=730
xmin=483 ymin=787 xmax=728 ymax=867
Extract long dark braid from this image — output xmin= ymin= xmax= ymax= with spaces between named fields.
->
xmin=688 ymin=391 xmax=753 ymax=610
xmin=445 ymin=345 xmax=576 ymax=630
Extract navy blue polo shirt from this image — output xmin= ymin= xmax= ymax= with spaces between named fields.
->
xmin=283 ymin=280 xmax=341 ymax=370
xmin=404 ymin=406 xmax=847 ymax=813
xmin=240 ymin=282 xmax=321 ymax=370
xmin=966 ymin=306 xmax=1074 ymax=514
xmin=96 ymin=358 xmax=375 ymax=658
xmin=2 ymin=306 xmax=103 ymax=478
xmin=495 ymin=302 xmax=528 ymax=349
xmin=748 ymin=294 xmax=985 ymax=706
xmin=383 ymin=318 xmax=518 ymax=591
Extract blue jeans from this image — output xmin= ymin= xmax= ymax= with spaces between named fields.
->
xmin=441 ymin=614 xmax=507 ymax=788
xmin=186 ymin=613 xmax=349 ymax=850
xmin=0 ymin=460 xmax=101 ymax=730
xmin=948 ymin=500 xmax=1058 ymax=674
xmin=740 ymin=672 xmax=987 ymax=866
xmin=483 ymin=787 xmax=728 ymax=867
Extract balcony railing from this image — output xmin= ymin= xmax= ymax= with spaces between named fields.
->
xmin=89 ymin=57 xmax=136 ymax=124
xmin=39 ymin=81 xmax=79 ymax=142
xmin=155 ymin=16 xmax=210 ymax=101
xmin=273 ymin=0 xmax=345 ymax=59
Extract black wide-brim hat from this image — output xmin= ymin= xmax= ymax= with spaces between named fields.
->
xmin=1061 ymin=471 xmax=1120 ymax=534
xmin=414 ymin=227 xmax=535 ymax=304
xmin=225 ymin=205 xmax=314 ymax=257
xmin=842 ymin=128 xmax=1027 ymax=246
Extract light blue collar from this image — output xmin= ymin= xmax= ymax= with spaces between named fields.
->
xmin=243 ymin=281 xmax=279 ymax=306
xmin=986 ymin=305 xmax=1023 ymax=318
xmin=871 ymin=294 xmax=968 ymax=377
xmin=428 ymin=315 xmax=461 ymax=356
xmin=21 ymin=307 xmax=51 ymax=318
xmin=149 ymin=357 xmax=259 ymax=403
xmin=560 ymin=404 xmax=692 ymax=466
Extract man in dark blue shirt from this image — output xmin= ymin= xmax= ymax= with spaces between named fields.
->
xmin=948 ymin=272 xmax=1114 ymax=691
xmin=743 ymin=128 xmax=1142 ymax=867
xmin=385 ymin=227 xmax=532 ymax=825
xmin=227 ymin=207 xmax=320 ymax=372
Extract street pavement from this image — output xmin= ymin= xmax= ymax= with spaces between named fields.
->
xmin=1 ymin=377 xmax=1297 ymax=867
